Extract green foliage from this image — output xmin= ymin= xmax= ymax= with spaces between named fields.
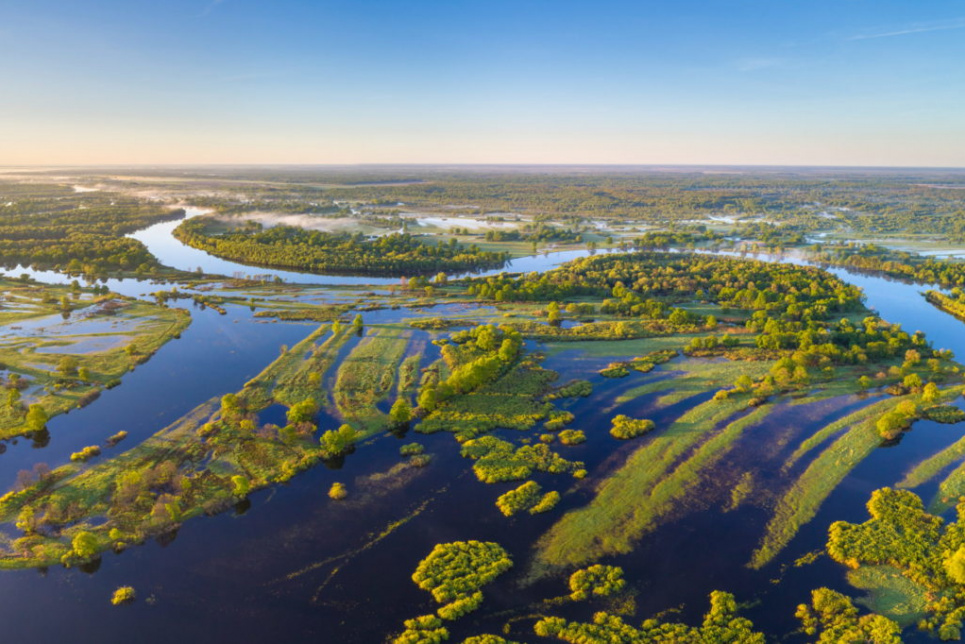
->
xmin=923 ymin=405 xmax=965 ymax=424
xmin=609 ymin=415 xmax=655 ymax=440
xmin=531 ymin=491 xmax=560 ymax=514
xmin=568 ymin=565 xmax=627 ymax=601
xmin=823 ymin=488 xmax=965 ymax=637
xmin=111 ymin=586 xmax=136 ymax=606
xmin=460 ymin=436 xmax=583 ymax=483
xmin=286 ymin=398 xmax=318 ymax=425
xmin=411 ymin=541 xmax=512 ymax=620
xmin=495 ymin=481 xmax=542 ymax=517
xmin=71 ymin=531 xmax=100 ymax=560
xmin=795 ymin=588 xmax=901 ymax=643
xmin=599 ymin=363 xmax=630 ymax=378
xmin=328 ymin=482 xmax=348 ymax=500
xmin=391 ymin=397 xmax=413 ymax=426
xmin=319 ymin=424 xmax=358 ymax=458
xmin=70 ymin=445 xmax=102 ymax=462
xmin=231 ymin=475 xmax=250 ymax=497
xmin=394 ymin=615 xmax=450 ymax=644
xmin=547 ymin=379 xmax=593 ymax=400
xmin=175 ymin=217 xmax=509 ymax=275
xmin=558 ymin=429 xmax=586 ymax=445
xmin=534 ymin=591 xmax=763 ymax=643
xmin=400 ymin=443 xmax=425 ymax=457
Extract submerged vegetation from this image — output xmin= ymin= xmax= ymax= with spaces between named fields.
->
xmin=8 ymin=168 xmax=965 ymax=641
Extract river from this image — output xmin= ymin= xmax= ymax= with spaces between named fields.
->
xmin=0 ymin=214 xmax=962 ymax=642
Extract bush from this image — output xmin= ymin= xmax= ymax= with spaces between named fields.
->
xmin=530 ymin=491 xmax=560 ymax=514
xmin=568 ymin=564 xmax=627 ymax=601
xmin=70 ymin=445 xmax=102 ymax=462
xmin=328 ymin=482 xmax=348 ymax=500
xmin=558 ymin=430 xmax=586 ymax=445
xmin=411 ymin=541 xmax=513 ymax=608
xmin=609 ymin=415 xmax=655 ymax=440
xmin=599 ymin=363 xmax=630 ymax=378
xmin=111 ymin=586 xmax=136 ymax=606
xmin=496 ymin=481 xmax=542 ymax=517
xmin=400 ymin=443 xmax=425 ymax=457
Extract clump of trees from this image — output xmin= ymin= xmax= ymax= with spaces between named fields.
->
xmin=495 ymin=481 xmax=559 ymax=517
xmin=568 ymin=564 xmax=627 ymax=601
xmin=826 ymin=487 xmax=965 ymax=639
xmin=609 ymin=415 xmax=655 ymax=440
xmin=410 ymin=541 xmax=513 ymax=622
xmin=558 ymin=430 xmax=586 ymax=446
xmin=174 ymin=217 xmax=510 ymax=276
xmin=460 ymin=436 xmax=583 ymax=483
xmin=534 ymin=591 xmax=764 ymax=643
xmin=319 ymin=424 xmax=358 ymax=459
xmin=796 ymin=588 xmax=901 ymax=643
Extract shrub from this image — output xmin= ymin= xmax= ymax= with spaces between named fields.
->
xmin=411 ymin=541 xmax=513 ymax=608
xmin=530 ymin=491 xmax=560 ymax=514
xmin=558 ymin=430 xmax=586 ymax=445
xmin=70 ymin=445 xmax=102 ymax=462
xmin=111 ymin=586 xmax=136 ymax=606
xmin=496 ymin=481 xmax=542 ymax=516
xmin=568 ymin=564 xmax=627 ymax=601
xmin=600 ymin=363 xmax=630 ymax=378
xmin=400 ymin=443 xmax=425 ymax=457
xmin=609 ymin=415 xmax=655 ymax=440
xmin=328 ymin=482 xmax=348 ymax=500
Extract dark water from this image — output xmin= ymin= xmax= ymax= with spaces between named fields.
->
xmin=3 ymin=231 xmax=965 ymax=641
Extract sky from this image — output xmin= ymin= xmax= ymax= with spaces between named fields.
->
xmin=0 ymin=0 xmax=963 ymax=167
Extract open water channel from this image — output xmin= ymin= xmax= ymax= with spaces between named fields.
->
xmin=0 ymin=213 xmax=963 ymax=641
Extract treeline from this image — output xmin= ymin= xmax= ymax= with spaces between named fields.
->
xmin=173 ymin=217 xmax=509 ymax=276
xmin=466 ymin=251 xmax=863 ymax=323
xmin=0 ymin=183 xmax=183 ymax=274
xmin=812 ymin=243 xmax=965 ymax=288
xmin=484 ymin=224 xmax=582 ymax=243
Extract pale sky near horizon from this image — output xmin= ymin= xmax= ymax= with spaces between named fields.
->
xmin=1 ymin=1 xmax=963 ymax=167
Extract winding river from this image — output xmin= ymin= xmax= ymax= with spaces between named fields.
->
xmin=0 ymin=211 xmax=962 ymax=642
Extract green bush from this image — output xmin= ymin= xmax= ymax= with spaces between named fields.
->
xmin=496 ymin=481 xmax=542 ymax=517
xmin=111 ymin=586 xmax=136 ymax=606
xmin=568 ymin=564 xmax=627 ymax=601
xmin=609 ymin=415 xmax=655 ymax=440
xmin=558 ymin=430 xmax=586 ymax=445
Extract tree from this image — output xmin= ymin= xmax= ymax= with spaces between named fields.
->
xmin=286 ymin=398 xmax=318 ymax=425
xmin=231 ymin=475 xmax=250 ymax=497
xmin=58 ymin=355 xmax=78 ymax=377
xmin=390 ymin=397 xmax=412 ymax=426
xmin=71 ymin=531 xmax=100 ymax=560
xmin=922 ymin=381 xmax=940 ymax=404
xmin=25 ymin=404 xmax=47 ymax=431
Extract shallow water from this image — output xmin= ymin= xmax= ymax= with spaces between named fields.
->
xmin=2 ymin=228 xmax=965 ymax=640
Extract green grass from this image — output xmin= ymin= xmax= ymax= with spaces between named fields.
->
xmin=533 ymin=395 xmax=764 ymax=573
xmin=847 ymin=565 xmax=929 ymax=627
xmin=900 ymin=434 xmax=965 ymax=492
xmin=0 ymin=296 xmax=191 ymax=439
xmin=615 ymin=357 xmax=770 ymax=407
xmin=332 ymin=326 xmax=411 ymax=433
xmin=749 ymin=397 xmax=909 ymax=569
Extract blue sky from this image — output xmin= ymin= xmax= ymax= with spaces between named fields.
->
xmin=1 ymin=0 xmax=963 ymax=166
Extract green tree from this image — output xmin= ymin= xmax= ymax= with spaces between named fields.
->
xmin=390 ymin=397 xmax=412 ymax=426
xmin=71 ymin=531 xmax=100 ymax=560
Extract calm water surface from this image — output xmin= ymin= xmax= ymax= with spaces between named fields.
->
xmin=1 ymin=227 xmax=964 ymax=641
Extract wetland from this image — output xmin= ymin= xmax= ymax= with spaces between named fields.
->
xmin=3 ymin=167 xmax=965 ymax=642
